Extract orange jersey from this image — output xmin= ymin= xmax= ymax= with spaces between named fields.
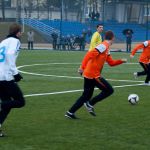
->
xmin=131 ymin=40 xmax=150 ymax=63
xmin=81 ymin=40 xmax=123 ymax=79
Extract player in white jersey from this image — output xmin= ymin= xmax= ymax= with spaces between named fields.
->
xmin=0 ymin=23 xmax=25 ymax=137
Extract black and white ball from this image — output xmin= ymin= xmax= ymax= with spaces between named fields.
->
xmin=128 ymin=94 xmax=139 ymax=105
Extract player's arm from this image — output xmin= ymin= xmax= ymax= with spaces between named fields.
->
xmin=106 ymin=54 xmax=126 ymax=66
xmin=130 ymin=42 xmax=145 ymax=58
xmin=7 ymin=40 xmax=23 ymax=82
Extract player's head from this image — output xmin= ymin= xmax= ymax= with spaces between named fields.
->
xmin=105 ymin=30 xmax=114 ymax=44
xmin=96 ymin=24 xmax=103 ymax=33
xmin=9 ymin=23 xmax=22 ymax=38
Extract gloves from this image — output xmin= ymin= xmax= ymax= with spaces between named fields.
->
xmin=14 ymin=73 xmax=23 ymax=82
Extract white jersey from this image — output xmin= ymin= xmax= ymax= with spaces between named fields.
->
xmin=0 ymin=37 xmax=21 ymax=81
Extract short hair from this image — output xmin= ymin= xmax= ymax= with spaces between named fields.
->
xmin=105 ymin=31 xmax=114 ymax=40
xmin=96 ymin=24 xmax=103 ymax=28
xmin=9 ymin=23 xmax=22 ymax=35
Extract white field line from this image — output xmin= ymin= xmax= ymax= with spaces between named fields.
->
xmin=18 ymin=63 xmax=143 ymax=82
xmin=24 ymin=83 xmax=144 ymax=98
xmin=17 ymin=63 xmax=144 ymax=98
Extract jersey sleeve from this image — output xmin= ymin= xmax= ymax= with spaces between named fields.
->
xmin=6 ymin=39 xmax=21 ymax=75
xmin=131 ymin=43 xmax=144 ymax=56
xmin=106 ymin=55 xmax=123 ymax=66
xmin=89 ymin=32 xmax=102 ymax=51
xmin=95 ymin=44 xmax=106 ymax=53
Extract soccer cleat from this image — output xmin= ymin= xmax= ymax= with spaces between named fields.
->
xmin=144 ymin=82 xmax=150 ymax=86
xmin=133 ymin=72 xmax=138 ymax=79
xmin=65 ymin=111 xmax=78 ymax=119
xmin=84 ymin=102 xmax=96 ymax=116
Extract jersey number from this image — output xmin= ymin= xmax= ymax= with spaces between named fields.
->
xmin=0 ymin=46 xmax=6 ymax=62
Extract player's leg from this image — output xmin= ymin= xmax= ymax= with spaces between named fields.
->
xmin=65 ymin=78 xmax=94 ymax=119
xmin=135 ymin=62 xmax=147 ymax=77
xmin=126 ymin=43 xmax=129 ymax=52
xmin=28 ymin=41 xmax=31 ymax=50
xmin=89 ymin=77 xmax=114 ymax=106
xmin=1 ymin=81 xmax=25 ymax=109
xmin=134 ymin=62 xmax=147 ymax=78
xmin=129 ymin=43 xmax=131 ymax=52
xmin=31 ymin=41 xmax=33 ymax=50
xmin=0 ymin=82 xmax=12 ymax=137
xmin=0 ymin=106 xmax=11 ymax=127
xmin=144 ymin=63 xmax=150 ymax=84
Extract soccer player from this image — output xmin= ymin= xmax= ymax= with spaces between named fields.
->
xmin=0 ymin=23 xmax=25 ymax=137
xmin=65 ymin=31 xmax=127 ymax=119
xmin=130 ymin=40 xmax=150 ymax=85
xmin=89 ymin=24 xmax=103 ymax=51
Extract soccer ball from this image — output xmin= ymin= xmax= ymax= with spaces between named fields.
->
xmin=128 ymin=94 xmax=139 ymax=105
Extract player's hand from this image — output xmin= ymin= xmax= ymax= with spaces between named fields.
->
xmin=122 ymin=58 xmax=127 ymax=63
xmin=14 ymin=73 xmax=23 ymax=82
xmin=78 ymin=68 xmax=83 ymax=76
xmin=130 ymin=55 xmax=134 ymax=58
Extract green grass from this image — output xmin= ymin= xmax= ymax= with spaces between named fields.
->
xmin=0 ymin=50 xmax=150 ymax=150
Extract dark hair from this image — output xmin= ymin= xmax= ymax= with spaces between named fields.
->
xmin=9 ymin=23 xmax=22 ymax=35
xmin=96 ymin=24 xmax=103 ymax=28
xmin=105 ymin=31 xmax=114 ymax=40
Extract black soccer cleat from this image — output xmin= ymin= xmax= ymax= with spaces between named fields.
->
xmin=84 ymin=102 xmax=96 ymax=116
xmin=65 ymin=111 xmax=78 ymax=119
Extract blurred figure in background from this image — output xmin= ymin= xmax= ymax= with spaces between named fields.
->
xmin=126 ymin=30 xmax=132 ymax=53
xmin=51 ymin=32 xmax=58 ymax=50
xmin=27 ymin=30 xmax=34 ymax=50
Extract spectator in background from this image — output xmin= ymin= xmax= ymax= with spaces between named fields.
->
xmin=91 ymin=11 xmax=96 ymax=21
xmin=80 ymin=30 xmax=87 ymax=50
xmin=87 ymin=28 xmax=92 ymax=43
xmin=95 ymin=11 xmax=100 ymax=21
xmin=51 ymin=32 xmax=58 ymax=50
xmin=27 ymin=30 xmax=34 ymax=50
xmin=89 ymin=11 xmax=96 ymax=21
xmin=126 ymin=30 xmax=132 ymax=53
xmin=89 ymin=24 xmax=103 ymax=51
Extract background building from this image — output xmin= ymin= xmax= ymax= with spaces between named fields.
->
xmin=0 ymin=0 xmax=150 ymax=42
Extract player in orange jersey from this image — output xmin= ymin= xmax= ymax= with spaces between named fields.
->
xmin=130 ymin=40 xmax=150 ymax=85
xmin=65 ymin=31 xmax=127 ymax=119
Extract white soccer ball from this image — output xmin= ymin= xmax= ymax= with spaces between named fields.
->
xmin=128 ymin=94 xmax=139 ymax=105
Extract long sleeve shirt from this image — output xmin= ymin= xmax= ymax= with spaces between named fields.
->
xmin=89 ymin=31 xmax=102 ymax=51
xmin=0 ymin=37 xmax=20 ymax=81
xmin=131 ymin=40 xmax=150 ymax=64
xmin=81 ymin=40 xmax=124 ymax=79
